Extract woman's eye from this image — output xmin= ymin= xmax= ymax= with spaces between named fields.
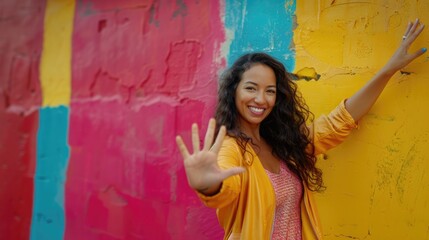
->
xmin=245 ymin=87 xmax=256 ymax=91
xmin=267 ymin=90 xmax=276 ymax=94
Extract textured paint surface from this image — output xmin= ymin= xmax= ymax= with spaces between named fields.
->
xmin=225 ymin=0 xmax=296 ymax=69
xmin=65 ymin=1 xmax=225 ymax=239
xmin=0 ymin=1 xmax=45 ymax=239
xmin=295 ymin=1 xmax=429 ymax=239
xmin=31 ymin=107 xmax=70 ymax=240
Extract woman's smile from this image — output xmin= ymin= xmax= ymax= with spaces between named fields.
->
xmin=248 ymin=106 xmax=265 ymax=115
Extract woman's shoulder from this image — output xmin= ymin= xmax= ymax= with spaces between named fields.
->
xmin=223 ymin=135 xmax=237 ymax=143
xmin=221 ymin=135 xmax=239 ymax=149
xmin=220 ymin=135 xmax=241 ymax=153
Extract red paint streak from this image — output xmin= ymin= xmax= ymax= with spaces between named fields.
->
xmin=0 ymin=111 xmax=38 ymax=240
xmin=0 ymin=1 xmax=45 ymax=239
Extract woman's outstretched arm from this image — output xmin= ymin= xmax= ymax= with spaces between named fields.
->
xmin=345 ymin=19 xmax=426 ymax=122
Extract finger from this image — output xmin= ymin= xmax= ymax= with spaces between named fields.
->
xmin=407 ymin=19 xmax=421 ymax=39
xmin=192 ymin=123 xmax=200 ymax=153
xmin=413 ymin=23 xmax=425 ymax=37
xmin=176 ymin=136 xmax=190 ymax=159
xmin=210 ymin=125 xmax=226 ymax=153
xmin=409 ymin=18 xmax=420 ymax=34
xmin=403 ymin=21 xmax=412 ymax=37
xmin=203 ymin=118 xmax=216 ymax=151
xmin=219 ymin=167 xmax=246 ymax=180
xmin=405 ymin=23 xmax=425 ymax=44
xmin=402 ymin=19 xmax=419 ymax=44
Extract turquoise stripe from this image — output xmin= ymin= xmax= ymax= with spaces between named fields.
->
xmin=225 ymin=0 xmax=296 ymax=70
xmin=31 ymin=106 xmax=70 ymax=240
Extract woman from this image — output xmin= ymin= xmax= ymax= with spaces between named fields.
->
xmin=176 ymin=19 xmax=426 ymax=239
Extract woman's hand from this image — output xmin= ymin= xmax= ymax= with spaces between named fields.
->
xmin=384 ymin=18 xmax=426 ymax=75
xmin=345 ymin=19 xmax=426 ymax=122
xmin=176 ymin=118 xmax=245 ymax=195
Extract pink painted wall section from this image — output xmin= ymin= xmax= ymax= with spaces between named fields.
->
xmin=0 ymin=1 xmax=45 ymax=239
xmin=0 ymin=1 xmax=44 ymax=113
xmin=66 ymin=0 xmax=225 ymax=239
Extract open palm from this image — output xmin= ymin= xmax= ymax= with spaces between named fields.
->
xmin=176 ymin=119 xmax=245 ymax=195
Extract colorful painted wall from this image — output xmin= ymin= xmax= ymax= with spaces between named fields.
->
xmin=0 ymin=0 xmax=428 ymax=239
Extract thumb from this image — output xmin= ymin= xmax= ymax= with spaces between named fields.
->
xmin=410 ymin=47 xmax=427 ymax=60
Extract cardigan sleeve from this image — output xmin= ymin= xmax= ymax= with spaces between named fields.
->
xmin=196 ymin=137 xmax=243 ymax=209
xmin=307 ymin=100 xmax=358 ymax=156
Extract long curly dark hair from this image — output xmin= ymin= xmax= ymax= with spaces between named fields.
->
xmin=215 ymin=52 xmax=324 ymax=192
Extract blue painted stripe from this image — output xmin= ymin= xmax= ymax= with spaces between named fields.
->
xmin=224 ymin=0 xmax=296 ymax=71
xmin=31 ymin=106 xmax=70 ymax=240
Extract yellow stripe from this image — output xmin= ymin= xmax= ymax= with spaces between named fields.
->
xmin=41 ymin=0 xmax=75 ymax=106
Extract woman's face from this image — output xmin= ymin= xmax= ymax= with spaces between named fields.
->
xmin=235 ymin=63 xmax=277 ymax=129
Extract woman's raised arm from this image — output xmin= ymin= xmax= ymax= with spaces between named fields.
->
xmin=345 ymin=19 xmax=426 ymax=122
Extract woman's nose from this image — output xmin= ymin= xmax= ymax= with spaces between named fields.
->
xmin=254 ymin=91 xmax=266 ymax=104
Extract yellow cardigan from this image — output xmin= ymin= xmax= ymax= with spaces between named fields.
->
xmin=198 ymin=100 xmax=358 ymax=240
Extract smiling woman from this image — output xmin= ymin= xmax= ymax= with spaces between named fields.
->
xmin=175 ymin=19 xmax=426 ymax=240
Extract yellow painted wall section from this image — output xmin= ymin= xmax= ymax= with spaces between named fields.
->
xmin=295 ymin=1 xmax=429 ymax=239
xmin=41 ymin=0 xmax=75 ymax=107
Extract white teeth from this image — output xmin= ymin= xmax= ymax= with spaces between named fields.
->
xmin=249 ymin=107 xmax=264 ymax=114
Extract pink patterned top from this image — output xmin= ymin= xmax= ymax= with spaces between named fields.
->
xmin=265 ymin=161 xmax=303 ymax=240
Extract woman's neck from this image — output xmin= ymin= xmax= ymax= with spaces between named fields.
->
xmin=239 ymin=124 xmax=261 ymax=143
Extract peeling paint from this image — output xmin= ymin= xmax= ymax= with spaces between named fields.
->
xmin=295 ymin=67 xmax=321 ymax=81
xmin=162 ymin=40 xmax=202 ymax=92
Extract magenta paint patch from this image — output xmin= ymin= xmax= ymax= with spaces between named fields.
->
xmin=66 ymin=99 xmax=222 ymax=239
xmin=68 ymin=1 xmax=226 ymax=238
